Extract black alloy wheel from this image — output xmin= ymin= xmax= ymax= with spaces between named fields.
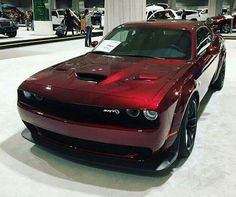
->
xmin=178 ymin=97 xmax=198 ymax=158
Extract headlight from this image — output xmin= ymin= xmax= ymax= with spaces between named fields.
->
xmin=143 ymin=110 xmax=158 ymax=121
xmin=126 ymin=109 xmax=140 ymax=117
xmin=23 ymin=91 xmax=32 ymax=99
xmin=33 ymin=94 xmax=43 ymax=101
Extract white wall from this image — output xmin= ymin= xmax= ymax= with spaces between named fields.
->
xmin=104 ymin=0 xmax=146 ymax=35
xmin=208 ymin=0 xmax=223 ymax=17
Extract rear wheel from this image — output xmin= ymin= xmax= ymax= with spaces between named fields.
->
xmin=211 ymin=62 xmax=225 ymax=90
xmin=178 ymin=97 xmax=198 ymax=158
xmin=221 ymin=23 xmax=231 ymax=33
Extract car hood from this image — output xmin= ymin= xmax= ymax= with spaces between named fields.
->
xmin=22 ymin=53 xmax=187 ymax=108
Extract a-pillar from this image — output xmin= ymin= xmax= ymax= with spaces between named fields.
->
xmin=208 ymin=0 xmax=223 ymax=17
xmin=104 ymin=0 xmax=146 ymax=35
xmin=32 ymin=0 xmax=53 ymax=35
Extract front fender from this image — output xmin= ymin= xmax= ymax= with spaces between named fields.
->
xmin=162 ymin=78 xmax=198 ymax=151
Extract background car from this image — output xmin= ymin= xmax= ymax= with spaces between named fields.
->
xmin=52 ymin=9 xmax=65 ymax=29
xmin=146 ymin=4 xmax=164 ymax=19
xmin=18 ymin=20 xmax=226 ymax=172
xmin=147 ymin=9 xmax=181 ymax=20
xmin=209 ymin=13 xmax=236 ymax=33
xmin=0 ymin=17 xmax=17 ymax=37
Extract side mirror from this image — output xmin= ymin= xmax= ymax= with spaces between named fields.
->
xmin=207 ymin=46 xmax=219 ymax=55
xmin=91 ymin=41 xmax=98 ymax=48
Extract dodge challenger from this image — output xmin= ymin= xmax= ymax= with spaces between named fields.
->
xmin=18 ymin=20 xmax=226 ymax=172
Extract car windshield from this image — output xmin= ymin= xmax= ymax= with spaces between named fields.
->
xmin=58 ymin=10 xmax=65 ymax=16
xmin=93 ymin=27 xmax=191 ymax=60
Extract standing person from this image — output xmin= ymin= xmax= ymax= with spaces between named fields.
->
xmin=25 ymin=11 xmax=30 ymax=31
xmin=182 ymin=9 xmax=186 ymax=20
xmin=84 ymin=9 xmax=92 ymax=47
xmin=30 ymin=10 xmax=34 ymax=31
xmin=64 ymin=9 xmax=74 ymax=36
xmin=80 ymin=13 xmax=86 ymax=35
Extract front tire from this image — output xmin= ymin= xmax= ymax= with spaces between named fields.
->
xmin=7 ymin=31 xmax=17 ymax=38
xmin=178 ymin=96 xmax=198 ymax=158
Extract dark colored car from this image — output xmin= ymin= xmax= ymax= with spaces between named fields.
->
xmin=0 ymin=17 xmax=17 ymax=37
xmin=18 ymin=20 xmax=226 ymax=173
xmin=209 ymin=13 xmax=236 ymax=33
xmin=91 ymin=11 xmax=102 ymax=25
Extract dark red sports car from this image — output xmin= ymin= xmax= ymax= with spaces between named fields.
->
xmin=18 ymin=20 xmax=226 ymax=172
xmin=209 ymin=13 xmax=236 ymax=33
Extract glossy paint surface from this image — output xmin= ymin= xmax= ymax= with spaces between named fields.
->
xmin=18 ymin=20 xmax=226 ymax=162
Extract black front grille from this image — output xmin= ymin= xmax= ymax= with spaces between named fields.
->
xmin=25 ymin=122 xmax=152 ymax=160
xmin=0 ymin=21 xmax=10 ymax=27
xmin=18 ymin=90 xmax=159 ymax=129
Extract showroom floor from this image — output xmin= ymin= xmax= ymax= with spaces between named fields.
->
xmin=0 ymin=38 xmax=236 ymax=197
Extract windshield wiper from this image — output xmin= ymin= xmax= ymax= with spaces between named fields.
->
xmin=90 ymin=51 xmax=111 ymax=55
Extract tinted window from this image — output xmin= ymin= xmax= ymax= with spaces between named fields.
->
xmin=52 ymin=11 xmax=57 ymax=17
xmin=94 ymin=27 xmax=192 ymax=60
xmin=197 ymin=27 xmax=212 ymax=54
xmin=58 ymin=10 xmax=65 ymax=16
xmin=186 ymin=11 xmax=197 ymax=15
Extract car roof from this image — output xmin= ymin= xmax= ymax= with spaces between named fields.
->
xmin=122 ymin=20 xmax=203 ymax=32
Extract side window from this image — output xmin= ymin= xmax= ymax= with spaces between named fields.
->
xmin=147 ymin=11 xmax=153 ymax=20
xmin=168 ymin=11 xmax=175 ymax=18
xmin=196 ymin=27 xmax=212 ymax=54
xmin=52 ymin=11 xmax=57 ymax=17
xmin=158 ymin=11 xmax=167 ymax=19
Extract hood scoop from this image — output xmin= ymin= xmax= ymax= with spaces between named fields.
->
xmin=76 ymin=72 xmax=107 ymax=83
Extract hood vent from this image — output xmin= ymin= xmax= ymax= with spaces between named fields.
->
xmin=133 ymin=73 xmax=160 ymax=81
xmin=76 ymin=72 xmax=107 ymax=83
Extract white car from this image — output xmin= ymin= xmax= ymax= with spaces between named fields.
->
xmin=146 ymin=5 xmax=164 ymax=19
xmin=147 ymin=9 xmax=181 ymax=20
xmin=52 ymin=9 xmax=65 ymax=29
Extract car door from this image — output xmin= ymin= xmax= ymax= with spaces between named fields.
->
xmin=52 ymin=10 xmax=61 ymax=26
xmin=195 ymin=27 xmax=219 ymax=99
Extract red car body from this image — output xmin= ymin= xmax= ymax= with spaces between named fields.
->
xmin=210 ymin=13 xmax=236 ymax=33
xmin=18 ymin=20 xmax=226 ymax=172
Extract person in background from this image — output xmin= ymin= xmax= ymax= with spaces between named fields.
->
xmin=84 ymin=9 xmax=92 ymax=47
xmin=64 ymin=9 xmax=74 ymax=36
xmin=25 ymin=11 xmax=30 ymax=31
xmin=80 ymin=12 xmax=86 ymax=35
xmin=30 ymin=10 xmax=34 ymax=31
xmin=182 ymin=9 xmax=186 ymax=20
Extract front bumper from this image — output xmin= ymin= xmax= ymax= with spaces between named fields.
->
xmin=18 ymin=104 xmax=170 ymax=152
xmin=22 ymin=129 xmax=178 ymax=173
xmin=18 ymin=103 xmax=177 ymax=173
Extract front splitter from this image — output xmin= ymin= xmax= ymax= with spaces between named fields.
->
xmin=22 ymin=129 xmax=178 ymax=175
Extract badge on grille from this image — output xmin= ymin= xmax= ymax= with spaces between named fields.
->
xmin=103 ymin=109 xmax=120 ymax=115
